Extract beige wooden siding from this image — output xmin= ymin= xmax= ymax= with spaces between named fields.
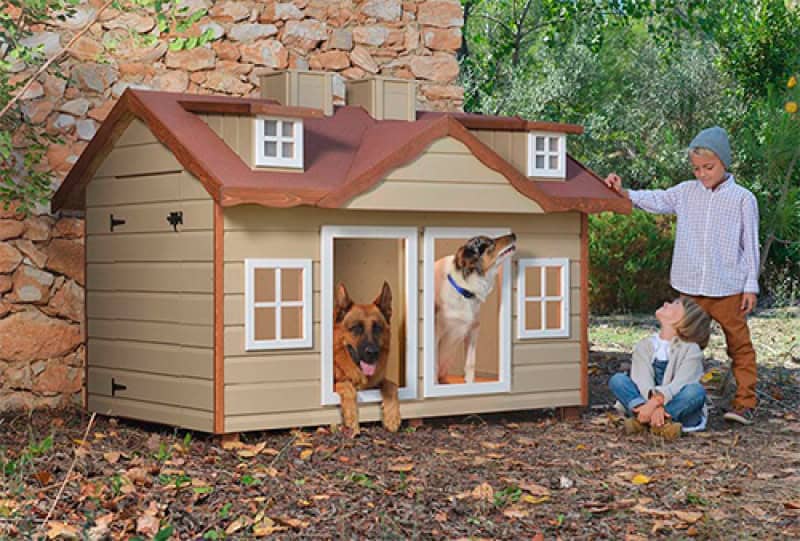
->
xmin=199 ymin=114 xmax=254 ymax=168
xmin=471 ymin=129 xmax=570 ymax=182
xmin=223 ymin=206 xmax=583 ymax=432
xmin=345 ymin=137 xmax=543 ymax=213
xmin=85 ymin=119 xmax=214 ymax=430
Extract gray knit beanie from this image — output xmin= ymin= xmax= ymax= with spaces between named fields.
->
xmin=688 ymin=126 xmax=731 ymax=168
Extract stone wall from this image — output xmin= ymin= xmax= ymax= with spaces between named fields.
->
xmin=2 ymin=0 xmax=464 ymax=411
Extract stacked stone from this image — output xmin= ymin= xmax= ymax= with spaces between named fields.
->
xmin=0 ymin=205 xmax=84 ymax=410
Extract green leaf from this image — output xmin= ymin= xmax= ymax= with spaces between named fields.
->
xmin=153 ymin=526 xmax=174 ymax=541
xmin=168 ymin=37 xmax=186 ymax=51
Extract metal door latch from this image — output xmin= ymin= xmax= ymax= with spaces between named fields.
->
xmin=167 ymin=211 xmax=183 ymax=232
xmin=110 ymin=214 xmax=126 ymax=232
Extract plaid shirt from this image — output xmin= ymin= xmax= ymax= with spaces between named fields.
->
xmin=628 ymin=175 xmax=760 ymax=296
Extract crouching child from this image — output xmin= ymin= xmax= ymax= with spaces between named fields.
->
xmin=609 ymin=297 xmax=712 ymax=440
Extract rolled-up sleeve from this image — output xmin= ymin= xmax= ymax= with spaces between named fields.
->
xmin=741 ymin=193 xmax=760 ymax=294
xmin=629 ymin=183 xmax=685 ymax=215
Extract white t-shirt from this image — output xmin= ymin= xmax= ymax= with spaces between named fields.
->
xmin=652 ymin=334 xmax=671 ymax=363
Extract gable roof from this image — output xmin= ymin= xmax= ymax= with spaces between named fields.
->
xmin=52 ymin=89 xmax=631 ymax=214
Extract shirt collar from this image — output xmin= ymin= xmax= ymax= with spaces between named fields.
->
xmin=698 ymin=173 xmax=734 ymax=192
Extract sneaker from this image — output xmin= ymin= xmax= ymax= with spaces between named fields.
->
xmin=650 ymin=421 xmax=682 ymax=441
xmin=624 ymin=417 xmax=646 ymax=435
xmin=723 ymin=407 xmax=755 ymax=425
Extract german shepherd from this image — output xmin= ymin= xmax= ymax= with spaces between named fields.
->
xmin=333 ymin=281 xmax=400 ymax=435
xmin=434 ymin=233 xmax=516 ymax=384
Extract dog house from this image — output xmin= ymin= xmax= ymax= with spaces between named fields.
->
xmin=52 ymin=71 xmax=630 ymax=433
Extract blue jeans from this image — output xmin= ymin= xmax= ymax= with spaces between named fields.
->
xmin=609 ymin=373 xmax=706 ymax=429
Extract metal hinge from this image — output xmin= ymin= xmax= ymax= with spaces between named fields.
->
xmin=111 ymin=378 xmax=127 ymax=396
xmin=167 ymin=211 xmax=183 ymax=232
xmin=110 ymin=214 xmax=126 ymax=232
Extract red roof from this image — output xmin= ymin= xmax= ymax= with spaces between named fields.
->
xmin=52 ymin=89 xmax=631 ymax=214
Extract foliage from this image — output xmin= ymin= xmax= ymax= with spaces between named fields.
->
xmin=0 ymin=0 xmax=213 ymax=215
xmin=588 ymin=211 xmax=675 ymax=314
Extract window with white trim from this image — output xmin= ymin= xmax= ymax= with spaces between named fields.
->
xmin=254 ymin=117 xmax=304 ymax=168
xmin=245 ymin=259 xmax=312 ymax=350
xmin=517 ymin=258 xmax=570 ymax=338
xmin=527 ymin=132 xmax=565 ymax=178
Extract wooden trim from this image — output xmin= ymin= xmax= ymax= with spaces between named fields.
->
xmin=580 ymin=213 xmax=589 ymax=406
xmin=179 ymin=100 xmax=325 ymax=119
xmin=214 ymin=202 xmax=224 ymax=433
xmin=249 ymin=103 xmax=325 ymax=119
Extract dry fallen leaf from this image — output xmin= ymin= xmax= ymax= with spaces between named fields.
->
xmin=34 ymin=470 xmax=53 ymax=485
xmin=519 ymin=481 xmax=551 ymax=496
xmin=299 ymin=449 xmax=313 ymax=461
xmin=225 ymin=516 xmax=250 ymax=535
xmin=674 ymin=511 xmax=703 ymax=524
xmin=631 ymin=474 xmax=651 ymax=485
xmin=784 ymin=500 xmax=800 ymax=510
xmin=103 ymin=451 xmax=121 ymax=464
xmin=503 ymin=507 xmax=529 ymax=518
xmin=46 ymin=521 xmax=79 ymax=540
xmin=521 ymin=495 xmax=550 ymax=505
xmin=135 ymin=514 xmax=159 ymax=538
xmin=471 ymin=482 xmax=494 ymax=502
xmin=388 ymin=462 xmax=414 ymax=472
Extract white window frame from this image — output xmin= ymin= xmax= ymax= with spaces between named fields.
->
xmin=527 ymin=132 xmax=565 ymax=179
xmin=423 ymin=227 xmax=512 ymax=398
xmin=244 ymin=259 xmax=313 ymax=350
xmin=254 ymin=116 xmax=304 ymax=168
xmin=320 ymin=226 xmax=418 ymax=406
xmin=517 ymin=258 xmax=570 ymax=339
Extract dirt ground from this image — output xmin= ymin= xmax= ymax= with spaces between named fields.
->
xmin=1 ymin=310 xmax=799 ymax=540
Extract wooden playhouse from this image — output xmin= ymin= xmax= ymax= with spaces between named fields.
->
xmin=52 ymin=70 xmax=630 ymax=434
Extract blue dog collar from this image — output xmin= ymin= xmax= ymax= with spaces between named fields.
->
xmin=447 ymin=273 xmax=475 ymax=299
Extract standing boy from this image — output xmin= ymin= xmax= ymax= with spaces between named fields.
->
xmin=604 ymin=126 xmax=760 ymax=424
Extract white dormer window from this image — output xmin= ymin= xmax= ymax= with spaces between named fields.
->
xmin=254 ymin=117 xmax=304 ymax=168
xmin=527 ymin=132 xmax=565 ymax=178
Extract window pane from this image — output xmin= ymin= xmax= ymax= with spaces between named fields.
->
xmin=264 ymin=141 xmax=277 ymax=157
xmin=254 ymin=307 xmax=276 ymax=340
xmin=548 ymin=154 xmax=559 ymax=170
xmin=535 ymin=155 xmax=545 ymax=169
xmin=548 ymin=137 xmax=559 ymax=152
xmin=281 ymin=306 xmax=303 ymax=339
xmin=535 ymin=136 xmax=545 ymax=151
xmin=264 ymin=120 xmax=277 ymax=136
xmin=282 ymin=142 xmax=294 ymax=159
xmin=525 ymin=266 xmax=541 ymax=297
xmin=281 ymin=121 xmax=293 ymax=137
xmin=545 ymin=266 xmax=561 ymax=296
xmin=546 ymin=301 xmax=562 ymax=330
xmin=525 ymin=301 xmax=542 ymax=330
xmin=254 ymin=268 xmax=275 ymax=302
xmin=281 ymin=268 xmax=303 ymax=301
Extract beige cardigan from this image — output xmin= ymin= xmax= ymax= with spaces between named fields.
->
xmin=630 ymin=335 xmax=706 ymax=412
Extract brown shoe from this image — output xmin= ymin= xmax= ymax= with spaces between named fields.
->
xmin=624 ymin=417 xmax=646 ymax=435
xmin=650 ymin=421 xmax=682 ymax=441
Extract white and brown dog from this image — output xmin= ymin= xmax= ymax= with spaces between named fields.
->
xmin=433 ymin=233 xmax=516 ymax=384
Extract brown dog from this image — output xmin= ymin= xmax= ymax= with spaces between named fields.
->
xmin=333 ymin=281 xmax=400 ymax=434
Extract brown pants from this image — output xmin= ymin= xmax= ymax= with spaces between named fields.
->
xmin=689 ymin=294 xmax=757 ymax=409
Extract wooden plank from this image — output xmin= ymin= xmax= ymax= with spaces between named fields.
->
xmin=89 ymin=395 xmax=213 ymax=432
xmin=88 ymin=319 xmax=213 ymax=348
xmin=512 ymin=342 xmax=580 ymax=366
xmin=88 ymin=338 xmax=213 ymax=379
xmin=224 ymin=389 xmax=581 ymax=432
xmin=224 ymin=323 xmax=320 ymax=357
xmin=512 ymin=363 xmax=581 ymax=393
xmin=86 ymin=171 xmax=211 ymax=208
xmin=87 ymin=231 xmax=213 ymax=263
xmin=346 ymin=181 xmax=543 ymax=213
xmin=225 ymin=381 xmax=320 ymax=415
xmin=223 ymin=207 xmax=580 ymax=234
xmin=86 ymin=200 xmax=214 ymax=235
xmin=224 ymin=230 xmax=319 ymax=261
xmin=88 ymin=367 xmax=213 ymax=411
xmin=225 ymin=354 xmax=320 ymax=384
xmin=96 ymin=142 xmax=182 ymax=177
xmin=115 ymin=119 xmax=157 ymax=146
xmin=386 ymin=151 xmax=507 ymax=184
xmin=88 ymin=262 xmax=213 ymax=293
xmin=87 ymin=292 xmax=213 ymax=325
xmin=214 ymin=201 xmax=224 ymax=434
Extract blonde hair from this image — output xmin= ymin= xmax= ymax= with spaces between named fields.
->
xmin=676 ymin=297 xmax=711 ymax=349
xmin=689 ymin=147 xmax=721 ymax=162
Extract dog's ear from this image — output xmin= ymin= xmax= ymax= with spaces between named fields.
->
xmin=334 ymin=282 xmax=353 ymax=323
xmin=373 ymin=281 xmax=392 ymax=323
xmin=455 ymin=244 xmax=482 ymax=277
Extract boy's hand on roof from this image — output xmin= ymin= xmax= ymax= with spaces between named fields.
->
xmin=604 ymin=173 xmax=623 ymax=193
xmin=741 ymin=293 xmax=757 ymax=314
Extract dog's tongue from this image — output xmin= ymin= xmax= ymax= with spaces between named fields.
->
xmin=360 ymin=361 xmax=376 ymax=376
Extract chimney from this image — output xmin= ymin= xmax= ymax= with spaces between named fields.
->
xmin=260 ymin=69 xmax=335 ymax=116
xmin=345 ymin=77 xmax=417 ymax=121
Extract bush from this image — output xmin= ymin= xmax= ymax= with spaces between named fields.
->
xmin=589 ymin=211 xmax=676 ymax=314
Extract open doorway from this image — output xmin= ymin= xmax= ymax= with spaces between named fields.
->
xmin=320 ymin=226 xmax=418 ymax=405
